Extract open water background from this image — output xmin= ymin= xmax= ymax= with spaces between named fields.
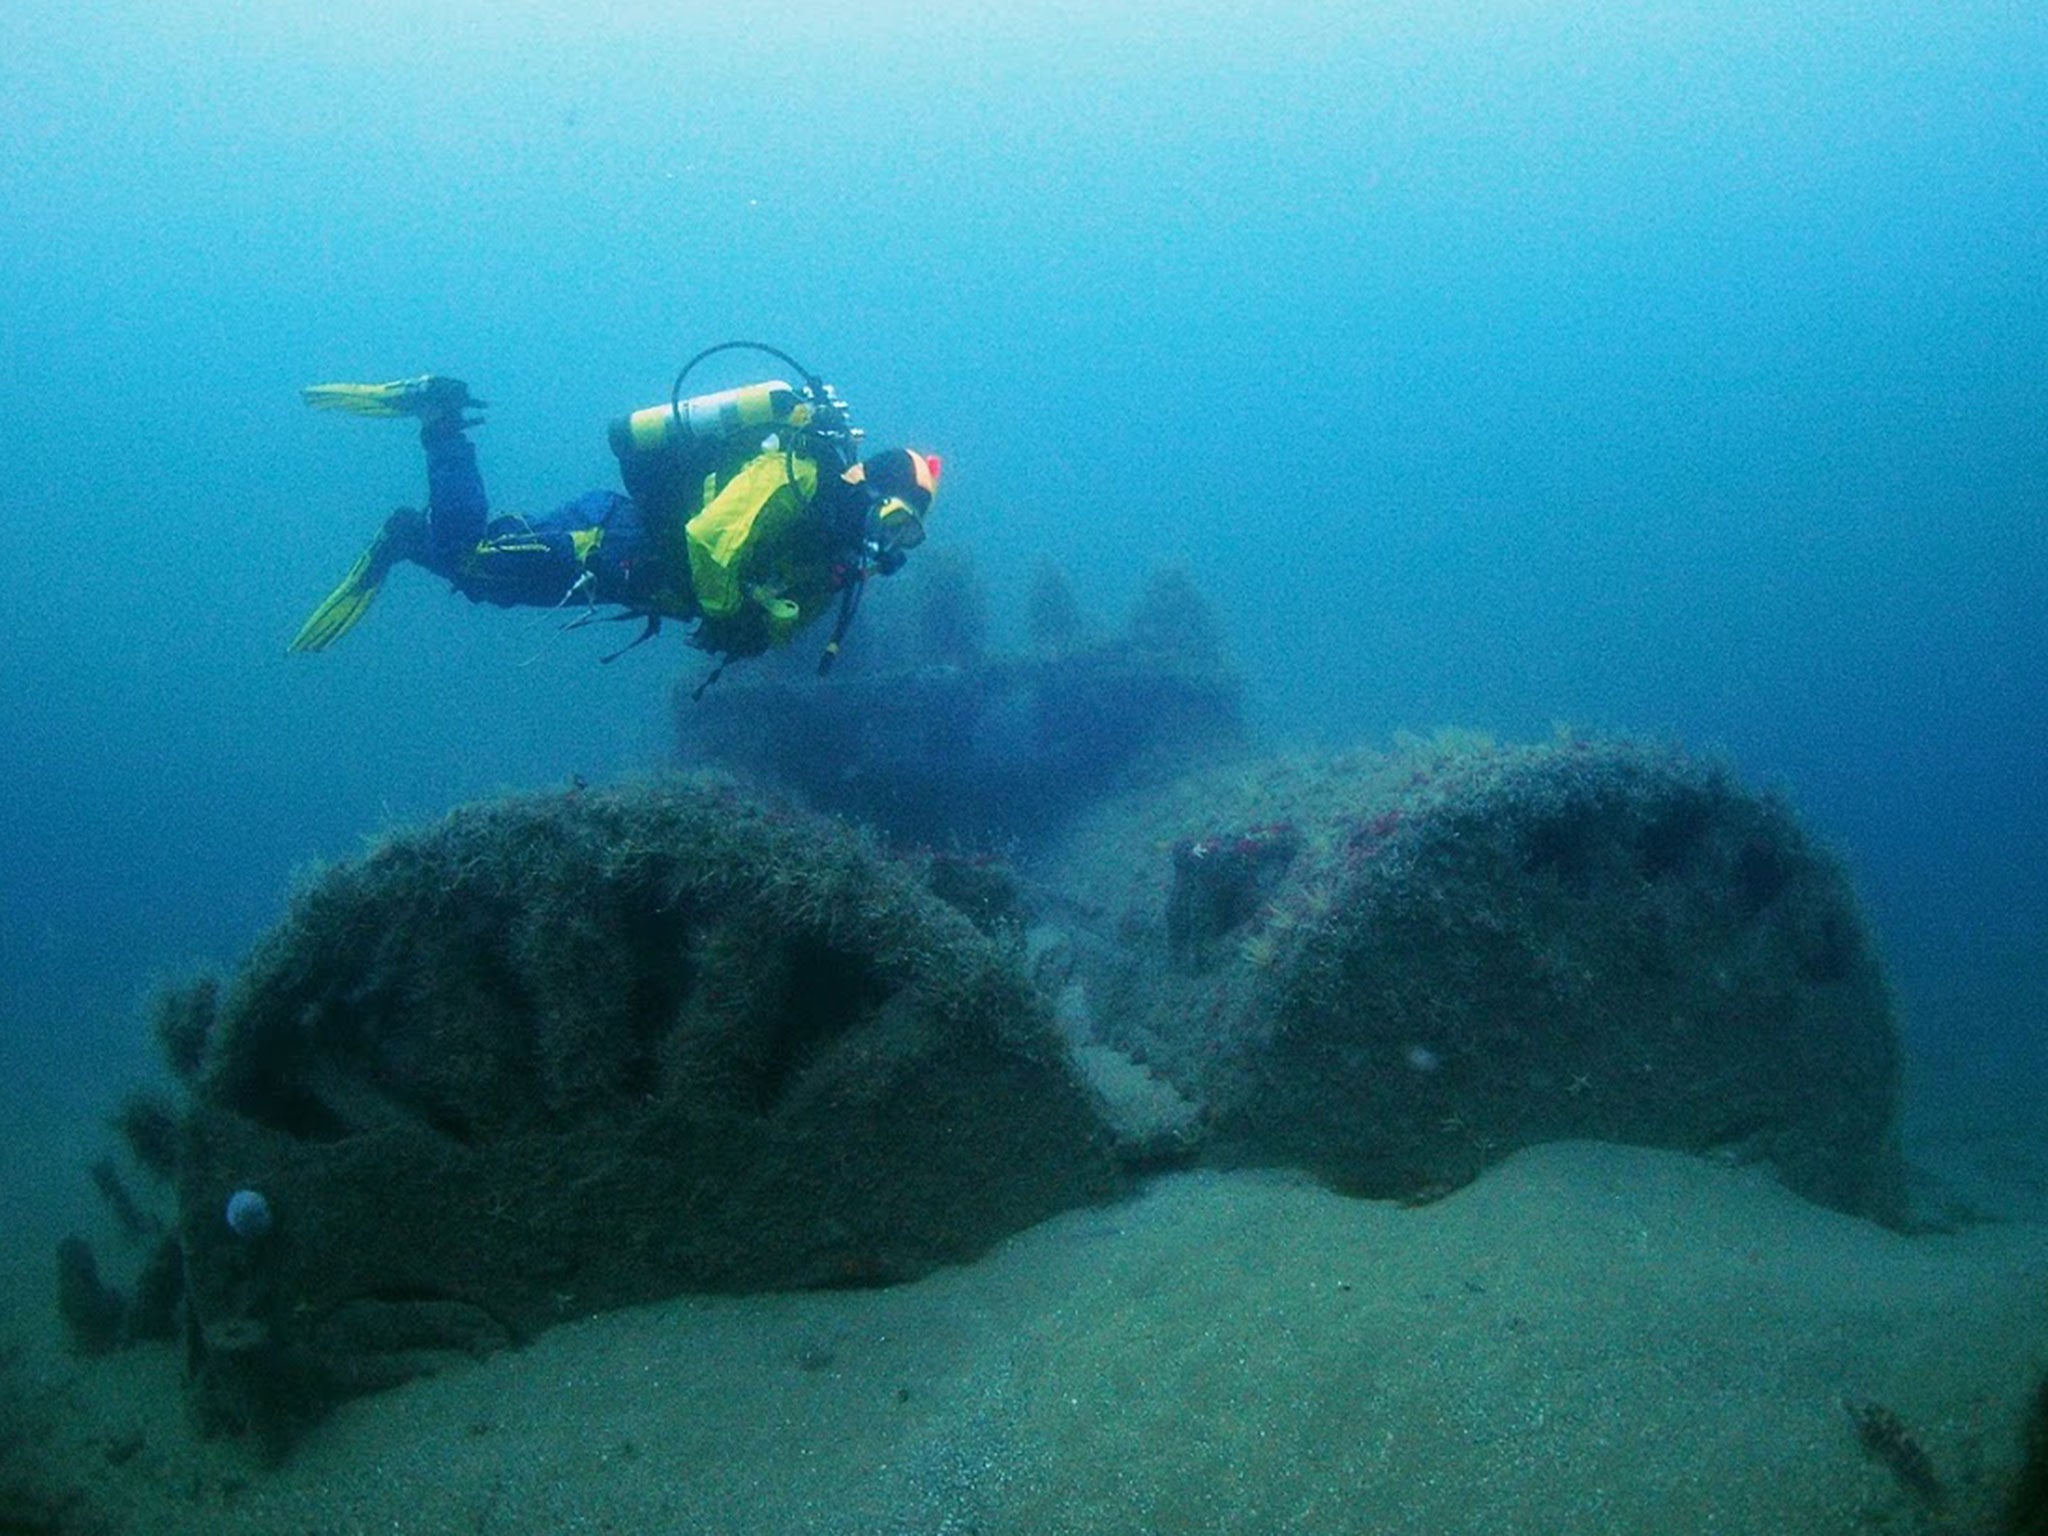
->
xmin=0 ymin=0 xmax=2041 ymax=1226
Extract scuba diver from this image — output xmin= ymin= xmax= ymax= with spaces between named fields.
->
xmin=289 ymin=341 xmax=941 ymax=685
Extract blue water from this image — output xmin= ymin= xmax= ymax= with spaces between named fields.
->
xmin=1 ymin=2 xmax=2042 ymax=1211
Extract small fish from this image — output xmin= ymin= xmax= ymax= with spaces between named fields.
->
xmin=1844 ymin=1396 xmax=1944 ymax=1508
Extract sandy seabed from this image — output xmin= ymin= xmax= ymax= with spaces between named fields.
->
xmin=7 ymin=1140 xmax=2046 ymax=1535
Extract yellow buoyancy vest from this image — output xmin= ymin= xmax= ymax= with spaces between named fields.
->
xmin=681 ymin=451 xmax=821 ymax=647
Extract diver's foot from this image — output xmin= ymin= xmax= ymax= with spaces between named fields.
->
xmin=368 ymin=506 xmax=430 ymax=578
xmin=301 ymin=375 xmax=488 ymax=427
xmin=287 ymin=508 xmax=427 ymax=655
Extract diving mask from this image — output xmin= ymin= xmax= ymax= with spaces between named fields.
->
xmin=874 ymin=495 xmax=927 ymax=551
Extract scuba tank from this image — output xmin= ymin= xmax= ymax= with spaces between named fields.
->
xmin=607 ymin=380 xmax=810 ymax=511
xmin=608 ymin=340 xmax=862 ymax=510
xmin=610 ymin=338 xmax=863 ymax=476
xmin=607 ymin=379 xmax=806 ymax=463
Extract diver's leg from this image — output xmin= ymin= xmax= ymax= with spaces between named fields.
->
xmin=454 ymin=493 xmax=630 ymax=610
xmin=458 ymin=522 xmax=591 ymax=608
xmin=421 ymin=418 xmax=488 ymax=569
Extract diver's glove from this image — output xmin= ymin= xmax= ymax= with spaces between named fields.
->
xmin=301 ymin=375 xmax=488 ymax=428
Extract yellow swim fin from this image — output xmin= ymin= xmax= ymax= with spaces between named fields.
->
xmin=301 ymin=375 xmax=487 ymax=422
xmin=288 ymin=512 xmax=423 ymax=653
xmin=289 ymin=545 xmax=385 ymax=653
